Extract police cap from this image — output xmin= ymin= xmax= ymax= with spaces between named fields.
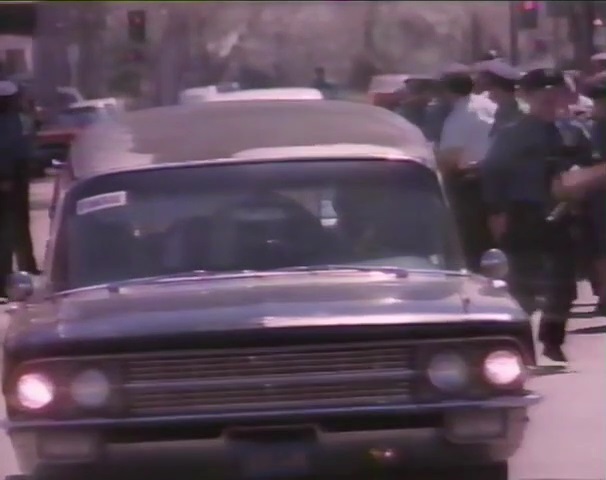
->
xmin=584 ymin=73 xmax=606 ymax=99
xmin=475 ymin=59 xmax=521 ymax=81
xmin=519 ymin=68 xmax=566 ymax=92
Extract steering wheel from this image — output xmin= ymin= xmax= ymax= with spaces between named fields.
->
xmin=211 ymin=191 xmax=329 ymax=269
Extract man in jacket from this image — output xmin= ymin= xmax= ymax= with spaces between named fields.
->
xmin=0 ymin=81 xmax=29 ymax=301
xmin=13 ymin=88 xmax=40 ymax=274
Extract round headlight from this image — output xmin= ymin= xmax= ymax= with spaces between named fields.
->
xmin=427 ymin=352 xmax=470 ymax=392
xmin=483 ymin=350 xmax=523 ymax=386
xmin=16 ymin=373 xmax=55 ymax=410
xmin=70 ymin=369 xmax=111 ymax=408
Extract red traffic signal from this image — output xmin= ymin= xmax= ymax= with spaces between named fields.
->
xmin=518 ymin=1 xmax=539 ymax=30
xmin=127 ymin=10 xmax=146 ymax=43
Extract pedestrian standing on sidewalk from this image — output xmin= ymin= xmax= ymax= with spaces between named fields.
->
xmin=0 ymin=81 xmax=29 ymax=302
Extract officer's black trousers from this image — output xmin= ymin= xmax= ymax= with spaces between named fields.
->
xmin=0 ymin=189 xmax=14 ymax=296
xmin=504 ymin=204 xmax=576 ymax=348
xmin=445 ymin=175 xmax=493 ymax=272
xmin=12 ymin=175 xmax=38 ymax=272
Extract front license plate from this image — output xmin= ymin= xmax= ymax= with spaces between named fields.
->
xmin=238 ymin=443 xmax=311 ymax=479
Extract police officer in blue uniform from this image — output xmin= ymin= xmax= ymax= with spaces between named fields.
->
xmin=584 ymin=74 xmax=606 ymax=314
xmin=481 ymin=68 xmax=594 ymax=362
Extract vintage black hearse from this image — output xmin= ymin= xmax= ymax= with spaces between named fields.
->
xmin=2 ymin=100 xmax=538 ymax=480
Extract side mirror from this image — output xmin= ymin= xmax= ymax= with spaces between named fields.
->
xmin=7 ymin=271 xmax=34 ymax=302
xmin=479 ymin=249 xmax=509 ymax=280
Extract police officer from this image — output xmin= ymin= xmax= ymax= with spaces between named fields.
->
xmin=13 ymin=87 xmax=40 ymax=275
xmin=475 ymin=59 xmax=524 ymax=138
xmin=583 ymin=73 xmax=606 ymax=315
xmin=481 ymin=68 xmax=593 ymax=362
xmin=0 ymin=80 xmax=28 ymax=301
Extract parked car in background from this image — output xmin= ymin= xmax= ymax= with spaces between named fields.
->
xmin=8 ymin=99 xmax=538 ymax=480
xmin=34 ymin=99 xmax=116 ymax=170
xmin=178 ymin=83 xmax=241 ymax=105
xmin=368 ymin=74 xmax=410 ymax=109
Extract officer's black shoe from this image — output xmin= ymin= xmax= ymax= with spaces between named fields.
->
xmin=543 ymin=345 xmax=568 ymax=363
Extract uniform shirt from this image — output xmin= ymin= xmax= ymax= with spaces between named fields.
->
xmin=481 ymin=115 xmax=593 ymax=214
xmin=588 ymin=117 xmax=606 ymax=255
xmin=490 ymin=99 xmax=524 ymax=138
xmin=439 ymin=94 xmax=495 ymax=165
xmin=0 ymin=112 xmax=28 ymax=179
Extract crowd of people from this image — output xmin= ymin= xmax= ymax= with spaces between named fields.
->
xmin=2 ymin=53 xmax=606 ymax=364
xmin=391 ymin=51 xmax=606 ymax=363
xmin=0 ymin=80 xmax=40 ymax=303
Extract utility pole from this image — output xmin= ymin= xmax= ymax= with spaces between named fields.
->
xmin=33 ymin=2 xmax=70 ymax=111
xmin=74 ymin=2 xmax=107 ymax=98
xmin=570 ymin=1 xmax=596 ymax=69
xmin=509 ymin=1 xmax=520 ymax=65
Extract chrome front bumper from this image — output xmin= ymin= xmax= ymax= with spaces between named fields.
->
xmin=4 ymin=395 xmax=539 ymax=478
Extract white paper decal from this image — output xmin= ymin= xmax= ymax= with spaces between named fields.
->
xmin=76 ymin=191 xmax=128 ymax=215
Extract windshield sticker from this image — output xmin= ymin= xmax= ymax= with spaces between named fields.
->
xmin=76 ymin=191 xmax=128 ymax=215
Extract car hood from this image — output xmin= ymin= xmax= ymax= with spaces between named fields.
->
xmin=8 ymin=271 xmax=526 ymax=356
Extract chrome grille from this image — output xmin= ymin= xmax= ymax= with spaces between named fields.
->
xmin=122 ymin=341 xmax=414 ymax=415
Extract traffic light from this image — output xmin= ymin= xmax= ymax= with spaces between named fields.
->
xmin=518 ymin=1 xmax=539 ymax=30
xmin=127 ymin=10 xmax=146 ymax=43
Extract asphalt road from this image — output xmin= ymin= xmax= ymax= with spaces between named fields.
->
xmin=0 ymin=177 xmax=605 ymax=480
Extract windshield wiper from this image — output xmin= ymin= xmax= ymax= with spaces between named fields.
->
xmin=105 ymin=270 xmax=223 ymax=292
xmin=103 ymin=265 xmax=411 ymax=293
xmin=273 ymin=264 xmax=409 ymax=278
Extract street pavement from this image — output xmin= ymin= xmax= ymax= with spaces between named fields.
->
xmin=1 ymin=177 xmax=605 ymax=480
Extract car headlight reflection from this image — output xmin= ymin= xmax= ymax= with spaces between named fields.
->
xmin=16 ymin=373 xmax=55 ymax=410
xmin=427 ymin=352 xmax=470 ymax=392
xmin=483 ymin=350 xmax=524 ymax=386
xmin=70 ymin=369 xmax=111 ymax=408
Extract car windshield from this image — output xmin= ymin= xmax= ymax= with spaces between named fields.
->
xmin=52 ymin=106 xmax=107 ymax=129
xmin=52 ymin=160 xmax=462 ymax=290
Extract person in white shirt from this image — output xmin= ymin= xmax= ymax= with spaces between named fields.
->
xmin=435 ymin=70 xmax=495 ymax=270
xmin=437 ymin=71 xmax=495 ymax=174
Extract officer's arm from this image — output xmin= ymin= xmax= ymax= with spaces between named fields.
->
xmin=553 ymin=163 xmax=606 ymax=199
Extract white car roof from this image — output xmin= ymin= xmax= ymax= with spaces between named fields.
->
xmin=232 ymin=144 xmax=416 ymax=161
xmin=206 ymin=88 xmax=324 ymax=102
